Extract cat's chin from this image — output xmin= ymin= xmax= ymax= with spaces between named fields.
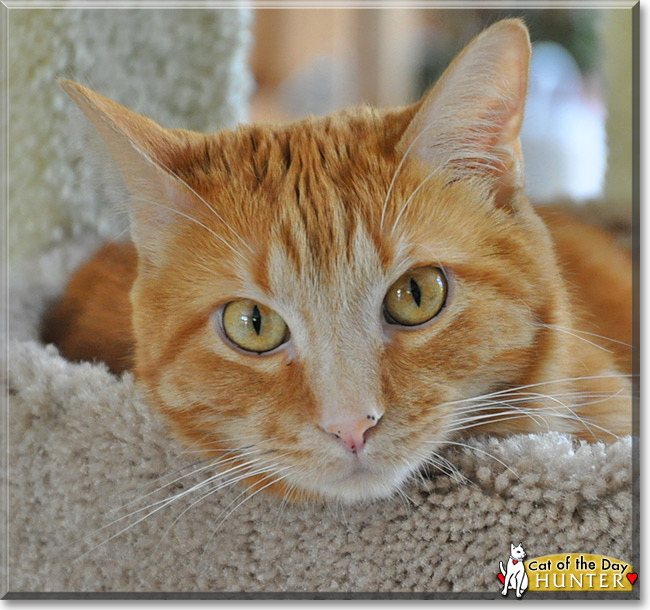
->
xmin=299 ymin=459 xmax=415 ymax=504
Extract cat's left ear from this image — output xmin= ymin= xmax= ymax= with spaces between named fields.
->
xmin=398 ymin=19 xmax=531 ymax=205
xmin=59 ymin=79 xmax=205 ymax=264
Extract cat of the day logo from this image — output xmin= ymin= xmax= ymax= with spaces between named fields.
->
xmin=497 ymin=545 xmax=637 ymax=596
xmin=498 ymin=543 xmax=529 ymax=597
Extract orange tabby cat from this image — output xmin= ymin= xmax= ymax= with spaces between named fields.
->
xmin=42 ymin=20 xmax=633 ymax=504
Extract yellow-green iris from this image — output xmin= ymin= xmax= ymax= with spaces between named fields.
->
xmin=222 ymin=299 xmax=289 ymax=353
xmin=384 ymin=266 xmax=447 ymax=326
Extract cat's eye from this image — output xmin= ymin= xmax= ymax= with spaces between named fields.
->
xmin=221 ymin=300 xmax=289 ymax=354
xmin=383 ymin=266 xmax=447 ymax=326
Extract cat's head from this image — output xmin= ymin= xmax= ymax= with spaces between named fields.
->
xmin=511 ymin=543 xmax=527 ymax=560
xmin=62 ymin=19 xmax=570 ymax=503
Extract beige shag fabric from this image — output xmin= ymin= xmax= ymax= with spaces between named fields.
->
xmin=6 ymin=239 xmax=634 ymax=595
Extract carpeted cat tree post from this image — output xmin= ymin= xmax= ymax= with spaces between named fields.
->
xmin=7 ymin=7 xmax=253 ymax=262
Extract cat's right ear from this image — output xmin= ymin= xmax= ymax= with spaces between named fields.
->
xmin=59 ymin=80 xmax=201 ymax=263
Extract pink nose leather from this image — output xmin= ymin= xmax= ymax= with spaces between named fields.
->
xmin=321 ymin=414 xmax=381 ymax=454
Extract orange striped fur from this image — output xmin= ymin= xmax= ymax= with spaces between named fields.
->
xmin=42 ymin=20 xmax=632 ymax=503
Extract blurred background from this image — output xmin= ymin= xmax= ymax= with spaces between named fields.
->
xmin=249 ymin=7 xmax=634 ymax=241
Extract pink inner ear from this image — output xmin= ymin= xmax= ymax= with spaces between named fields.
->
xmin=397 ymin=20 xmax=531 ymax=189
xmin=127 ymin=161 xmax=213 ymax=263
xmin=60 ymin=79 xmax=212 ymax=260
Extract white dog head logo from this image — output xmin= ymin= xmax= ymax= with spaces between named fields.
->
xmin=499 ymin=543 xmax=529 ymax=597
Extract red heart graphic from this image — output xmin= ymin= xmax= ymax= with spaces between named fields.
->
xmin=627 ymin=573 xmax=637 ymax=585
xmin=497 ymin=573 xmax=505 ymax=584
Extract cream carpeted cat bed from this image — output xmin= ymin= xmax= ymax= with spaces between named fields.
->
xmin=6 ymin=239 xmax=635 ymax=596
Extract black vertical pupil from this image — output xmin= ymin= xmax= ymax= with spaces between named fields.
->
xmin=251 ymin=304 xmax=262 ymax=335
xmin=409 ymin=278 xmax=422 ymax=307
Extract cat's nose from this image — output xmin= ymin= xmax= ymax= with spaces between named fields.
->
xmin=320 ymin=412 xmax=382 ymax=454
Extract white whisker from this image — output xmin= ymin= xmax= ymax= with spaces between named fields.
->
xmin=428 ymin=374 xmax=635 ymax=414
xmin=112 ymin=448 xmax=263 ymax=515
xmin=199 ymin=468 xmax=295 ymax=570
xmin=152 ymin=458 xmax=287 ymax=555
xmin=421 ymin=451 xmax=468 ymax=485
xmin=75 ymin=451 xmax=268 ymax=557
xmin=437 ymin=440 xmax=519 ymax=479
xmin=148 ymin=153 xmax=255 ymax=256
xmin=380 ymin=120 xmax=434 ymax=232
xmin=539 ymin=323 xmax=613 ymax=354
xmin=389 ymin=165 xmax=441 ymax=238
xmin=542 ymin=323 xmax=633 ymax=349
xmin=135 ymin=197 xmax=248 ymax=262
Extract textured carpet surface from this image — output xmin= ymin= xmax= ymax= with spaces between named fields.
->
xmin=6 ymin=240 xmax=634 ymax=594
